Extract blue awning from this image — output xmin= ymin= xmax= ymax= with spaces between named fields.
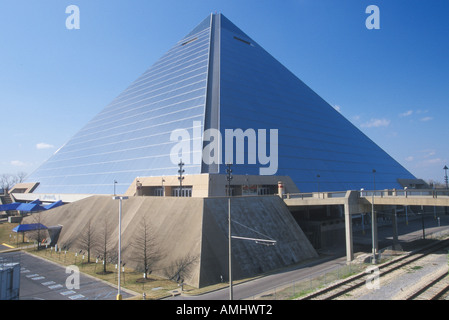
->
xmin=1 ymin=199 xmax=64 ymax=212
xmin=12 ymin=223 xmax=48 ymax=233
xmin=0 ymin=203 xmax=21 ymax=211
xmin=16 ymin=203 xmax=46 ymax=212
xmin=44 ymin=200 xmax=63 ymax=210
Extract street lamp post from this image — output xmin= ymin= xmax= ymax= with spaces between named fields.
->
xmin=445 ymin=166 xmax=449 ymax=216
xmin=178 ymin=159 xmax=185 ymax=197
xmin=444 ymin=165 xmax=448 ymax=189
xmin=420 ymin=210 xmax=426 ymax=240
xmin=226 ymin=163 xmax=233 ymax=197
xmin=226 ymin=163 xmax=233 ymax=300
xmin=371 ymin=169 xmax=378 ymax=264
xmin=113 ymin=195 xmax=128 ymax=300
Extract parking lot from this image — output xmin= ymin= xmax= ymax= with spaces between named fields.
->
xmin=0 ymin=244 xmax=137 ymax=300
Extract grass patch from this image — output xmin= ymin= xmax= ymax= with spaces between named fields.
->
xmin=25 ymin=247 xmax=196 ymax=299
xmin=408 ymin=265 xmax=423 ymax=272
xmin=255 ymin=261 xmax=365 ymax=300
xmin=0 ymin=221 xmax=193 ymax=299
xmin=0 ymin=222 xmax=22 ymax=246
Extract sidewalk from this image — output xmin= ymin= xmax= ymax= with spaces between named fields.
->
xmin=353 ymin=213 xmax=449 ymax=248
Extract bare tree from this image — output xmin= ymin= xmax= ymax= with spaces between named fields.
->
xmin=26 ymin=212 xmax=48 ymax=250
xmin=16 ymin=172 xmax=27 ymax=183
xmin=427 ymin=179 xmax=445 ymax=189
xmin=77 ymin=219 xmax=99 ymax=263
xmin=130 ymin=216 xmax=162 ymax=279
xmin=0 ymin=172 xmax=28 ymax=191
xmin=1 ymin=174 xmax=15 ymax=191
xmin=163 ymin=254 xmax=199 ymax=283
xmin=96 ymin=218 xmax=114 ymax=274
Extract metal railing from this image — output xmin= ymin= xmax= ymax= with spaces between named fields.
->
xmin=361 ymin=189 xmax=449 ymax=198
xmin=283 ymin=189 xmax=449 ymax=201
xmin=283 ymin=191 xmax=347 ymax=200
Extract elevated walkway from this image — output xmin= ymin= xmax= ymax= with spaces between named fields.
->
xmin=283 ymin=189 xmax=449 ymax=209
xmin=281 ymin=189 xmax=449 ymax=264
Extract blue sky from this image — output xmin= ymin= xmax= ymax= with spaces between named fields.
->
xmin=1 ymin=0 xmax=448 ymax=184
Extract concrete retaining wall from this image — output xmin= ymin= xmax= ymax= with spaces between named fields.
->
xmin=23 ymin=195 xmax=317 ymax=288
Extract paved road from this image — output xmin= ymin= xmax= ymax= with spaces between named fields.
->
xmin=167 ymin=253 xmax=349 ymax=300
xmin=3 ymin=213 xmax=448 ymax=301
xmin=0 ymin=245 xmax=136 ymax=300
xmin=352 ymin=213 xmax=449 ymax=249
xmin=169 ymin=214 xmax=449 ymax=300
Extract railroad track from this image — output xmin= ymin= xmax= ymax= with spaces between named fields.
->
xmin=405 ymin=268 xmax=449 ymax=300
xmin=300 ymin=238 xmax=449 ymax=300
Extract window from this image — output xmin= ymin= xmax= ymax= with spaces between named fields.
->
xmin=154 ymin=187 xmax=164 ymax=197
xmin=233 ymin=36 xmax=252 ymax=46
xmin=181 ymin=37 xmax=198 ymax=46
xmin=171 ymin=186 xmax=192 ymax=197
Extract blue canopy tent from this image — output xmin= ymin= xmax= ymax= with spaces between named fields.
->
xmin=0 ymin=203 xmax=21 ymax=211
xmin=0 ymin=199 xmax=42 ymax=212
xmin=0 ymin=199 xmax=64 ymax=213
xmin=12 ymin=223 xmax=48 ymax=233
xmin=44 ymin=200 xmax=63 ymax=210
xmin=16 ymin=202 xmax=46 ymax=212
xmin=12 ymin=223 xmax=48 ymax=243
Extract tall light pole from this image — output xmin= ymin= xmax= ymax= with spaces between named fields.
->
xmin=226 ymin=163 xmax=233 ymax=197
xmin=444 ymin=165 xmax=448 ymax=189
xmin=420 ymin=206 xmax=426 ymax=240
xmin=371 ymin=169 xmax=378 ymax=264
xmin=445 ymin=166 xmax=449 ymax=216
xmin=226 ymin=162 xmax=233 ymax=300
xmin=178 ymin=159 xmax=185 ymax=197
xmin=113 ymin=180 xmax=117 ymax=196
xmin=113 ymin=195 xmax=128 ymax=300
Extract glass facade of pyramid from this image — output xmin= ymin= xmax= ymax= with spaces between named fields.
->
xmin=24 ymin=13 xmax=415 ymax=195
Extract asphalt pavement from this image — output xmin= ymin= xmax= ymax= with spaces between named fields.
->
xmin=0 ymin=244 xmax=137 ymax=300
xmin=168 ymin=213 xmax=449 ymax=300
xmin=2 ymin=212 xmax=448 ymax=301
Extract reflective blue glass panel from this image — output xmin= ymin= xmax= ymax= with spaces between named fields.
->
xmin=26 ymin=16 xmax=213 ymax=194
xmin=217 ymin=14 xmax=415 ymax=192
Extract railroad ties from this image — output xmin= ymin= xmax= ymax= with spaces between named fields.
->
xmin=300 ymin=238 xmax=449 ymax=300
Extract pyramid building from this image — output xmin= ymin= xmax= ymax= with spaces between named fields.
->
xmin=24 ymin=13 xmax=416 ymax=197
